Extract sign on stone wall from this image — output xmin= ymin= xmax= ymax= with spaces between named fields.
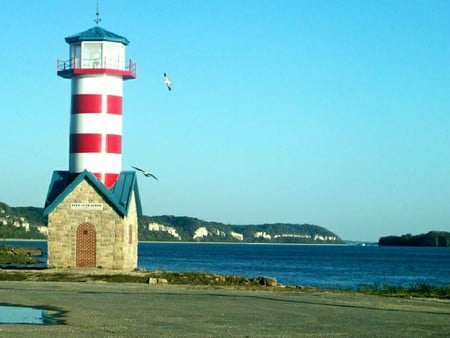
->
xmin=70 ymin=203 xmax=104 ymax=211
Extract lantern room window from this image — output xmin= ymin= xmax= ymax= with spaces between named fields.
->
xmin=70 ymin=44 xmax=81 ymax=68
xmin=103 ymin=42 xmax=124 ymax=69
xmin=83 ymin=43 xmax=102 ymax=68
xmin=70 ymin=41 xmax=125 ymax=70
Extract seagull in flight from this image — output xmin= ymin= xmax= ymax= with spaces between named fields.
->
xmin=163 ymin=73 xmax=173 ymax=91
xmin=131 ymin=166 xmax=158 ymax=180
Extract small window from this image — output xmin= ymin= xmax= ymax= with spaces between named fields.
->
xmin=83 ymin=43 xmax=102 ymax=68
xmin=70 ymin=44 xmax=81 ymax=68
xmin=103 ymin=42 xmax=124 ymax=69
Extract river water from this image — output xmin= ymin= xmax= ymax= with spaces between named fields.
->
xmin=4 ymin=241 xmax=449 ymax=289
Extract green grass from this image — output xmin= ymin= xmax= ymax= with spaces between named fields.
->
xmin=0 ymin=266 xmax=448 ymax=299
xmin=146 ymin=271 xmax=252 ymax=286
xmin=359 ymin=283 xmax=450 ymax=299
xmin=0 ymin=269 xmax=272 ymax=288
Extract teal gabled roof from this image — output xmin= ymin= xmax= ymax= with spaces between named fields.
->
xmin=65 ymin=26 xmax=129 ymax=45
xmin=43 ymin=170 xmax=142 ymax=217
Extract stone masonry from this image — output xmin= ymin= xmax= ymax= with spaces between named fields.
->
xmin=47 ymin=179 xmax=138 ymax=270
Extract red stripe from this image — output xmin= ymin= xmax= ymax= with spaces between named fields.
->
xmin=107 ymin=96 xmax=122 ymax=115
xmin=70 ymin=134 xmax=122 ymax=154
xmin=72 ymin=94 xmax=102 ymax=114
xmin=106 ymin=134 xmax=122 ymax=153
xmin=104 ymin=173 xmax=120 ymax=188
xmin=70 ymin=134 xmax=102 ymax=153
xmin=71 ymin=94 xmax=123 ymax=114
xmin=92 ymin=173 xmax=119 ymax=188
xmin=71 ymin=68 xmax=136 ymax=80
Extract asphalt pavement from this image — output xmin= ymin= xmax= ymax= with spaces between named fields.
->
xmin=0 ymin=281 xmax=449 ymax=337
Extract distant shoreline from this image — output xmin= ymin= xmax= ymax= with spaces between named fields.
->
xmin=2 ymin=239 xmax=355 ymax=246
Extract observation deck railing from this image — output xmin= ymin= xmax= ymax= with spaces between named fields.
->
xmin=57 ymin=57 xmax=136 ymax=79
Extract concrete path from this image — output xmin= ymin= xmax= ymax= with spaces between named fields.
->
xmin=0 ymin=281 xmax=449 ymax=337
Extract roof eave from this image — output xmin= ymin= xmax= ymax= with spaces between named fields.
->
xmin=65 ymin=36 xmax=129 ymax=45
xmin=43 ymin=170 xmax=128 ymax=217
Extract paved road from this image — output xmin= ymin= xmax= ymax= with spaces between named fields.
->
xmin=0 ymin=281 xmax=449 ymax=337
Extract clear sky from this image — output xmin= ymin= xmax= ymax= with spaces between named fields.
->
xmin=0 ymin=1 xmax=449 ymax=241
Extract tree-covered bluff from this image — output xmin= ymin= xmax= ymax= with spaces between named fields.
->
xmin=378 ymin=231 xmax=450 ymax=247
xmin=0 ymin=202 xmax=47 ymax=239
xmin=139 ymin=215 xmax=344 ymax=244
xmin=0 ymin=202 xmax=344 ymax=243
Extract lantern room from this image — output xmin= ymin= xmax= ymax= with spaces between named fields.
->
xmin=57 ymin=26 xmax=136 ymax=80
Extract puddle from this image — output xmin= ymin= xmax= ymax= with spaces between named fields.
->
xmin=0 ymin=304 xmax=65 ymax=325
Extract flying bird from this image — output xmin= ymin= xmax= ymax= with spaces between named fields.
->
xmin=131 ymin=166 xmax=158 ymax=180
xmin=163 ymin=73 xmax=173 ymax=91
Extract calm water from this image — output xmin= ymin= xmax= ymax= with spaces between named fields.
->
xmin=0 ymin=305 xmax=58 ymax=324
xmin=4 ymin=241 xmax=450 ymax=290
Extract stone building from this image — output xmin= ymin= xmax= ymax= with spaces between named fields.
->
xmin=44 ymin=170 xmax=142 ymax=270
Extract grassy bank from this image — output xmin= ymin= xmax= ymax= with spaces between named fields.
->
xmin=0 ymin=268 xmax=448 ymax=299
xmin=359 ymin=283 xmax=450 ymax=299
xmin=0 ymin=269 xmax=301 ymax=290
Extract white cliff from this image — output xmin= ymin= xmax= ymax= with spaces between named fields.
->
xmin=193 ymin=227 xmax=209 ymax=240
xmin=148 ymin=222 xmax=181 ymax=240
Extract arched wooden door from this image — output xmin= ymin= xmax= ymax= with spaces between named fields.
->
xmin=76 ymin=223 xmax=96 ymax=267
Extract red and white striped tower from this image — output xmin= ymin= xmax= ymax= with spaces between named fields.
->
xmin=57 ymin=26 xmax=136 ymax=188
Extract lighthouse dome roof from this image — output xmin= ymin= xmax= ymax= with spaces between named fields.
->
xmin=65 ymin=26 xmax=129 ymax=45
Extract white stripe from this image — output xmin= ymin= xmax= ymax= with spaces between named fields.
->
xmin=72 ymin=74 xmax=123 ymax=96
xmin=70 ymin=114 xmax=123 ymax=134
xmin=102 ymin=94 xmax=107 ymax=114
xmin=69 ymin=153 xmax=122 ymax=173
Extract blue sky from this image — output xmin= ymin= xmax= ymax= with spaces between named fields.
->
xmin=0 ymin=1 xmax=449 ymax=241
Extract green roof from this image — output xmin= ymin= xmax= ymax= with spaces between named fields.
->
xmin=65 ymin=26 xmax=129 ymax=45
xmin=43 ymin=170 xmax=142 ymax=217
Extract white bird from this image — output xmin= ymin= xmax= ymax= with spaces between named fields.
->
xmin=163 ymin=73 xmax=173 ymax=91
xmin=131 ymin=166 xmax=158 ymax=180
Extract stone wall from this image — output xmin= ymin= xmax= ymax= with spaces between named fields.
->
xmin=120 ymin=192 xmax=138 ymax=270
xmin=47 ymin=179 xmax=138 ymax=270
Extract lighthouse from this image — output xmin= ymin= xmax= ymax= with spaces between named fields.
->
xmin=43 ymin=25 xmax=142 ymax=270
xmin=57 ymin=26 xmax=136 ymax=188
